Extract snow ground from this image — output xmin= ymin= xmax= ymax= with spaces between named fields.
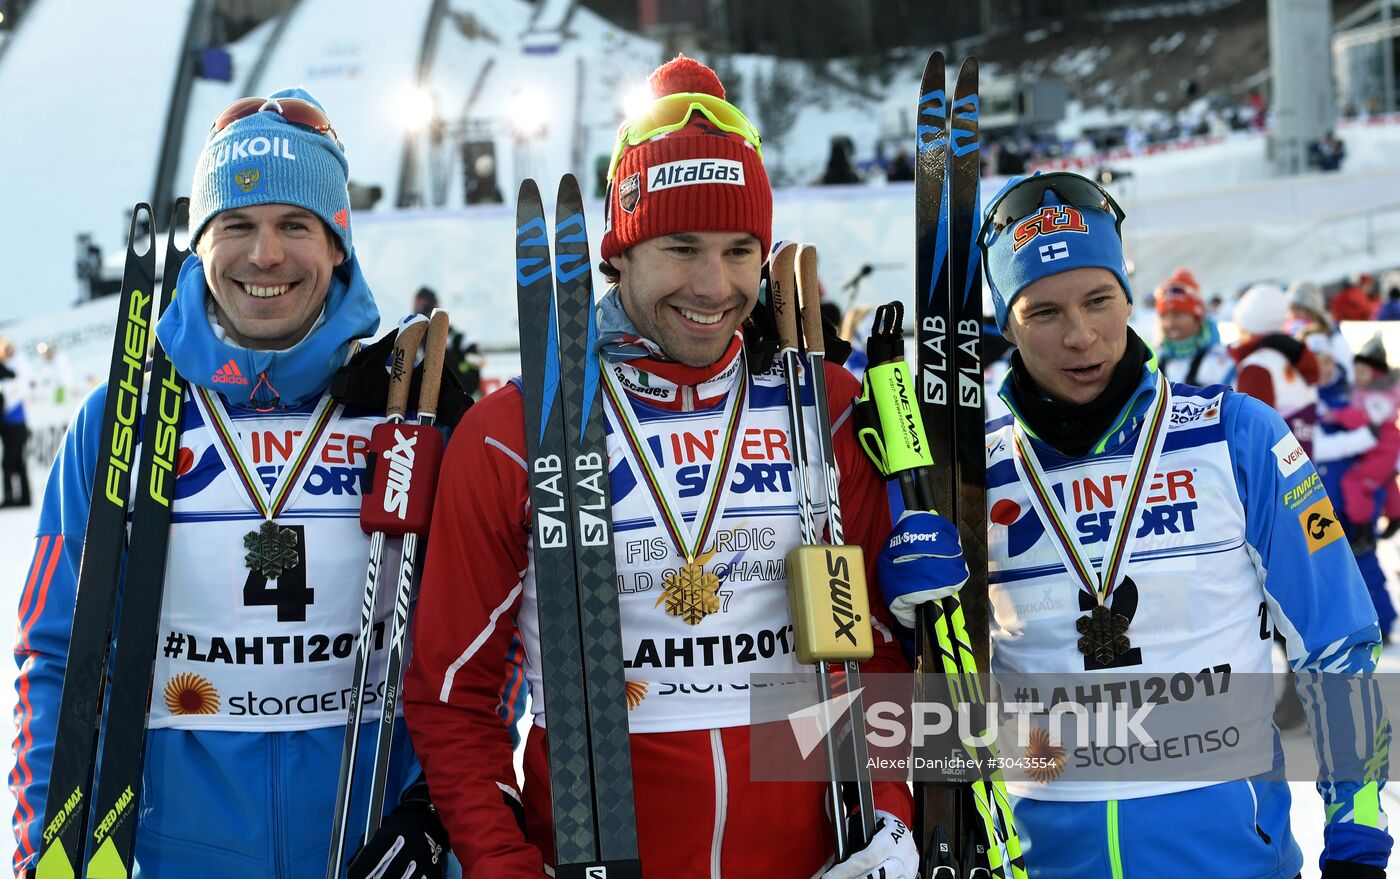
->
xmin=0 ymin=468 xmax=1395 ymax=875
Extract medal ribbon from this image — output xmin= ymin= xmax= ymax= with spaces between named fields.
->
xmin=601 ymin=354 xmax=748 ymax=562
xmin=1010 ymin=373 xmax=1171 ymax=604
xmin=192 ymin=386 xmax=342 ymax=520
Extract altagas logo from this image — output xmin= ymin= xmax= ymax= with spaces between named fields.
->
xmin=383 ymin=429 xmax=417 ymax=518
xmin=647 ymin=158 xmax=744 ymax=192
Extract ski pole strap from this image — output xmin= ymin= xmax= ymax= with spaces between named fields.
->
xmin=856 ymin=358 xmax=935 ymax=478
xmin=786 ymin=544 xmax=874 ymax=663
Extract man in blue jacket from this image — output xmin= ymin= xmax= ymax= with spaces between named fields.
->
xmin=885 ymin=172 xmax=1391 ymax=878
xmin=10 ymin=89 xmax=449 ymax=878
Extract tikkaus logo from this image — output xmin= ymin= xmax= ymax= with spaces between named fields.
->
xmin=1012 ymin=205 xmax=1089 ymax=252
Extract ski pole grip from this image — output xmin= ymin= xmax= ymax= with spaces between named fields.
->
xmin=796 ymin=244 xmax=824 ymax=356
xmin=786 ymin=544 xmax=874 ymax=663
xmin=418 ymin=310 xmax=450 ymax=419
xmin=360 ymin=422 xmax=444 ymax=535
xmin=769 ymin=242 xmax=801 ymax=352
xmin=863 ymin=359 xmax=936 ymax=474
xmin=387 ymin=315 xmax=429 ymax=419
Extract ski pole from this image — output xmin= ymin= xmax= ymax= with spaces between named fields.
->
xmin=364 ymin=309 xmax=449 ymax=836
xmin=770 ymin=242 xmax=876 ymax=864
xmin=327 ymin=314 xmax=431 ymax=879
xmin=795 ymin=244 xmax=878 ymax=848
xmin=854 ymin=301 xmax=1025 ymax=879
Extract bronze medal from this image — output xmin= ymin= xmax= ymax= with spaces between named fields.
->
xmin=243 ymin=520 xmax=299 ymax=579
xmin=1075 ymin=604 xmax=1132 ymax=664
xmin=656 ymin=559 xmax=722 ymax=625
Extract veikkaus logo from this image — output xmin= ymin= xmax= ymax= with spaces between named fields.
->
xmin=382 ymin=428 xmax=417 ymax=518
xmin=647 ymin=158 xmax=744 ymax=192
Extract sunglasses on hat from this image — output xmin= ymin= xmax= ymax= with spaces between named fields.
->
xmin=211 ymin=96 xmax=341 ymax=147
xmin=978 ymin=172 xmax=1125 ymax=248
xmin=607 ymin=91 xmax=761 ymax=181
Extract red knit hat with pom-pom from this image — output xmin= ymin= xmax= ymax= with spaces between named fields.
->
xmin=1154 ymin=266 xmax=1204 ymax=319
xmin=602 ymin=54 xmax=772 ymax=262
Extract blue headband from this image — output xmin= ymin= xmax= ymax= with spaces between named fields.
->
xmin=982 ymin=174 xmax=1132 ymax=331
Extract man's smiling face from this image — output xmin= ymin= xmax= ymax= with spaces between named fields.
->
xmin=196 ymin=203 xmax=342 ymax=350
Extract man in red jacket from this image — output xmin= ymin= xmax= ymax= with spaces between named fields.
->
xmin=404 ymin=57 xmax=953 ymax=878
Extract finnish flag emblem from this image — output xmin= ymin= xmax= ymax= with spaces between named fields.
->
xmin=1039 ymin=241 xmax=1069 ymax=262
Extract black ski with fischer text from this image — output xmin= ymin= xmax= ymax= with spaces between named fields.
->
xmin=83 ymin=200 xmax=192 ymax=879
xmin=515 ymin=176 xmax=641 ymax=878
xmin=36 ymin=204 xmax=158 ymax=879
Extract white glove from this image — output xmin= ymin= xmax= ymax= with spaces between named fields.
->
xmin=821 ymin=811 xmax=918 ymax=879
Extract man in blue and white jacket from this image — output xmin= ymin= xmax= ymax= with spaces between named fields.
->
xmin=10 ymin=89 xmax=453 ymax=878
xmin=886 ymin=172 xmax=1390 ymax=878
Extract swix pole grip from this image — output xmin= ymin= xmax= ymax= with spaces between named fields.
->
xmin=360 ymin=423 xmax=443 ymax=535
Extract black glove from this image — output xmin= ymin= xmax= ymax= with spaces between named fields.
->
xmin=347 ymin=799 xmax=449 ymax=879
xmin=331 ymin=326 xmax=473 ymax=427
xmin=1321 ymin=860 xmax=1385 ymax=879
xmin=743 ymin=273 xmax=853 ymax=374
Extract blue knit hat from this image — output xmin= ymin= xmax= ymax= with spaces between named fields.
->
xmin=982 ymin=173 xmax=1132 ymax=331
xmin=189 ymin=87 xmax=352 ymax=258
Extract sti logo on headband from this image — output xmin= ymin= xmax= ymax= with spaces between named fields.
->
xmin=1011 ymin=205 xmax=1088 ymax=252
xmin=647 ymin=158 xmax=744 ymax=192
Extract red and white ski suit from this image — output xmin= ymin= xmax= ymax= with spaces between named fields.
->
xmin=405 ymin=344 xmax=913 ymax=878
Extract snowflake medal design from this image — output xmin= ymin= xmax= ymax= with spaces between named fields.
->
xmin=243 ymin=520 xmax=299 ymax=579
xmin=656 ymin=552 xmax=721 ymax=625
xmin=1075 ymin=603 xmax=1132 ymax=665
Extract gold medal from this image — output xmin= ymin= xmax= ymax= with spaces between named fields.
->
xmin=656 ymin=559 xmax=721 ymax=625
xmin=603 ymin=354 xmax=749 ymax=627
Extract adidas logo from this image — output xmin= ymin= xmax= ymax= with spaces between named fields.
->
xmin=212 ymin=359 xmax=248 ymax=386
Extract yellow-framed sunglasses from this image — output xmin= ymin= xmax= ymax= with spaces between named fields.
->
xmin=606 ymin=91 xmax=763 ymax=181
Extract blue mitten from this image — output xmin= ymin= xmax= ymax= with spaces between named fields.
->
xmin=877 ymin=510 xmax=969 ymax=628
